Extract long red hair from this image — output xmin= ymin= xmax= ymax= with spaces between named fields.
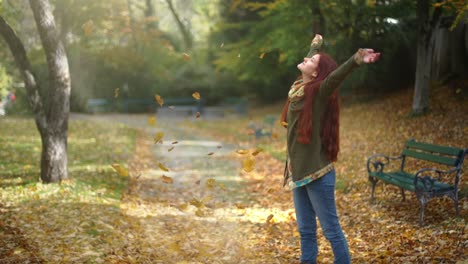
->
xmin=281 ymin=53 xmax=340 ymax=162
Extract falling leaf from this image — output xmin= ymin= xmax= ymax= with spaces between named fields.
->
xmin=207 ymin=152 xmax=214 ymax=156
xmin=192 ymin=92 xmax=201 ymax=100
xmin=456 ymin=89 xmax=461 ymax=94
xmin=272 ymin=132 xmax=279 ymax=139
xmin=168 ymin=146 xmax=175 ymax=152
xmin=114 ymin=88 xmax=120 ymax=98
xmin=195 ymin=112 xmax=201 ymax=118
xmin=236 ymin=149 xmax=249 ymax=155
xmin=82 ymin=20 xmax=94 ymax=36
xmin=238 ymin=53 xmax=241 ymax=58
xmin=252 ymin=147 xmax=264 ymax=156
xmin=220 ymin=42 xmax=224 ymax=48
xmin=155 ymin=94 xmax=164 ymax=107
xmin=168 ymin=106 xmax=175 ymax=110
xmin=217 ymin=145 xmax=222 ymax=149
xmin=171 ymin=141 xmax=178 ymax=144
xmin=189 ymin=198 xmax=204 ymax=208
xmin=161 ymin=175 xmax=173 ymax=184
xmin=148 ymin=116 xmax=157 ymax=126
xmin=259 ymin=52 xmax=265 ymax=59
xmin=153 ymin=132 xmax=164 ymax=144
xmin=280 ymin=121 xmax=288 ymax=127
xmin=206 ymin=178 xmax=216 ymax=189
xmin=266 ymin=214 xmax=274 ymax=223
xmin=182 ymin=53 xmax=191 ymax=61
xmin=111 ymin=163 xmax=129 ymax=177
xmin=158 ymin=162 xmax=169 ymax=172
xmin=242 ymin=158 xmax=255 ymax=172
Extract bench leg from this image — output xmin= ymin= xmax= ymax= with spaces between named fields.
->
xmin=400 ymin=188 xmax=406 ymax=202
xmin=369 ymin=176 xmax=378 ymax=203
xmin=417 ymin=193 xmax=429 ymax=226
xmin=448 ymin=191 xmax=459 ymax=216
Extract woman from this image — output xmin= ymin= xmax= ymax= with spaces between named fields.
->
xmin=281 ymin=34 xmax=380 ymax=264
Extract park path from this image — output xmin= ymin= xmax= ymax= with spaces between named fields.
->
xmin=71 ymin=113 xmax=288 ymax=263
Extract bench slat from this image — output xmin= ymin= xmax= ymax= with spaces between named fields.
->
xmin=406 ymin=140 xmax=463 ymax=157
xmin=402 ymin=149 xmax=458 ymax=166
xmin=370 ymin=171 xmax=454 ymax=193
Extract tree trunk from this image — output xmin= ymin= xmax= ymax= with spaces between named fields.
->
xmin=165 ymin=0 xmax=192 ymax=50
xmin=412 ymin=0 xmax=441 ymax=114
xmin=29 ymin=0 xmax=71 ymax=183
xmin=310 ymin=0 xmax=325 ymax=35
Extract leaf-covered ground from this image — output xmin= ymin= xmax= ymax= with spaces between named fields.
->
xmin=185 ymin=87 xmax=468 ymax=263
xmin=0 ymin=87 xmax=467 ymax=263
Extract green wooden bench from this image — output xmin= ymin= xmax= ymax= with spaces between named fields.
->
xmin=248 ymin=114 xmax=277 ymax=139
xmin=367 ymin=139 xmax=467 ymax=226
xmin=86 ymin=98 xmax=113 ymax=114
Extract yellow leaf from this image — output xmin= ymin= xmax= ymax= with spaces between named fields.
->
xmin=272 ymin=132 xmax=279 ymax=139
xmin=236 ymin=149 xmax=249 ymax=155
xmin=280 ymin=121 xmax=288 ymax=127
xmin=158 ymin=162 xmax=169 ymax=172
xmin=111 ymin=163 xmax=129 ymax=177
xmin=182 ymin=53 xmax=191 ymax=61
xmin=161 ymin=175 xmax=173 ymax=184
xmin=243 ymin=158 xmax=255 ymax=172
xmin=148 ymin=116 xmax=157 ymax=126
xmin=189 ymin=198 xmax=204 ymax=208
xmin=82 ymin=20 xmax=94 ymax=36
xmin=114 ymin=88 xmax=119 ymax=98
xmin=206 ymin=178 xmax=216 ymax=189
xmin=252 ymin=147 xmax=264 ymax=156
xmin=155 ymin=94 xmax=164 ymax=106
xmin=192 ymin=92 xmax=201 ymax=100
xmin=153 ymin=132 xmax=164 ymax=144
xmin=259 ymin=52 xmax=265 ymax=59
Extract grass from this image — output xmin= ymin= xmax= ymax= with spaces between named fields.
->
xmin=0 ymin=116 xmax=138 ymax=263
xmin=0 ymin=117 xmax=136 ymax=200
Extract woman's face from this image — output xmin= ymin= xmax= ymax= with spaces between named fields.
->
xmin=297 ymin=54 xmax=321 ymax=78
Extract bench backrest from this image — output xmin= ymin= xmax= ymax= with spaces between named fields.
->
xmin=401 ymin=139 xmax=467 ymax=170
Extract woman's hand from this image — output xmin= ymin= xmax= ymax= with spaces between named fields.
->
xmin=311 ymin=34 xmax=323 ymax=45
xmin=354 ymin=48 xmax=381 ymax=65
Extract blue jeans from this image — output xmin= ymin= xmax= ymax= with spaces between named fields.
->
xmin=293 ymin=169 xmax=351 ymax=264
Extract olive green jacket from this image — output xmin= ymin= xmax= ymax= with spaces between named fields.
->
xmin=286 ymin=39 xmax=361 ymax=183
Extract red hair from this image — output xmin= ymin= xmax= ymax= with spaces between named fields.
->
xmin=281 ymin=53 xmax=340 ymax=162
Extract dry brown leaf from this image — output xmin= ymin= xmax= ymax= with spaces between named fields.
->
xmin=192 ymin=92 xmax=201 ymax=100
xmin=155 ymin=94 xmax=164 ymax=107
xmin=161 ymin=175 xmax=173 ymax=184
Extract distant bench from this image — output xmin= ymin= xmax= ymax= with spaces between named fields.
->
xmin=367 ymin=139 xmax=467 ymax=226
xmin=157 ymin=97 xmax=205 ymax=117
xmin=86 ymin=98 xmax=157 ymax=113
xmin=86 ymin=99 xmax=112 ymax=113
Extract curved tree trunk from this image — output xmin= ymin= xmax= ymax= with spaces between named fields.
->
xmin=165 ymin=0 xmax=193 ymax=50
xmin=29 ymin=0 xmax=71 ymax=183
xmin=0 ymin=0 xmax=70 ymax=183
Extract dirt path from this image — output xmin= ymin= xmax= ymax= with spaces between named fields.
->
xmin=71 ymin=113 xmax=292 ymax=263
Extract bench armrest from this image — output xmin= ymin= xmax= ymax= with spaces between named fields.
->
xmin=366 ymin=154 xmax=402 ymax=174
xmin=413 ymin=167 xmax=459 ymax=192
